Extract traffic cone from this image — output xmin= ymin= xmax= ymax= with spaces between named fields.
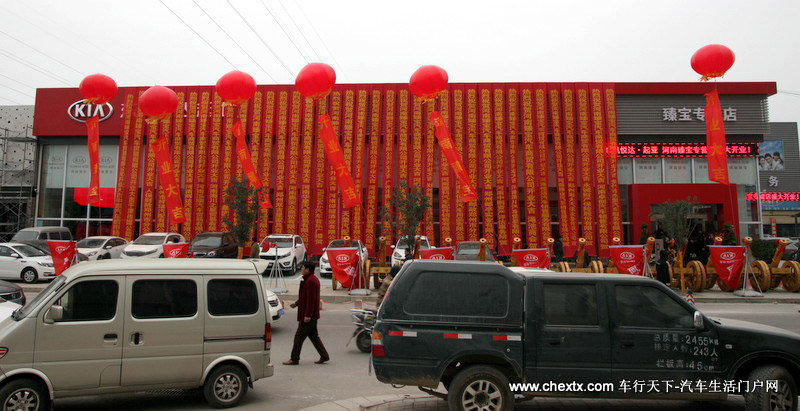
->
xmin=685 ymin=288 xmax=695 ymax=305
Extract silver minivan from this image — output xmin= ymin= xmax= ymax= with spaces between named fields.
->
xmin=0 ymin=259 xmax=274 ymax=409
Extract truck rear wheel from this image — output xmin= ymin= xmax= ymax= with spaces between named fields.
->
xmin=448 ymin=365 xmax=513 ymax=411
xmin=744 ymin=364 xmax=797 ymax=411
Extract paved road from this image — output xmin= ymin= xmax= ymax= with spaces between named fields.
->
xmin=48 ymin=301 xmax=800 ymax=410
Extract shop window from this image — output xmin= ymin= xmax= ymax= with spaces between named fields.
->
xmin=634 ymin=158 xmax=662 ymax=184
xmin=664 ymin=158 xmax=691 ymax=183
xmin=38 ymin=145 xmax=66 ymax=219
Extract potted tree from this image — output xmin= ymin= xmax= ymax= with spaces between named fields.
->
xmin=380 ymin=180 xmax=430 ymax=259
xmin=222 ymin=178 xmax=264 ymax=259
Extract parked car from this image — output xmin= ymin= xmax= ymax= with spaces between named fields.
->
xmin=374 ymin=261 xmax=800 ymax=411
xmin=453 ymin=241 xmax=495 ymax=261
xmin=0 ymin=258 xmax=274 ymax=409
xmin=320 ymin=239 xmax=369 ymax=278
xmin=0 ymin=243 xmax=55 ymax=283
xmin=121 ymin=232 xmax=185 ymax=259
xmin=390 ymin=236 xmax=431 ymax=266
xmin=11 ymin=227 xmax=73 ymax=247
xmin=259 ymin=234 xmax=307 ymax=274
xmin=265 ymin=289 xmax=284 ymax=322
xmin=76 ymin=236 xmax=129 ymax=260
xmin=0 ymin=280 xmax=25 ymax=305
xmin=190 ymin=231 xmax=239 ymax=258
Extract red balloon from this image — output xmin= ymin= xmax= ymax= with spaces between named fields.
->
xmin=216 ymin=71 xmax=256 ymax=105
xmin=295 ymin=63 xmax=336 ymax=99
xmin=409 ymin=65 xmax=448 ymax=99
xmin=138 ymin=86 xmax=179 ymax=121
xmin=79 ymin=74 xmax=117 ymax=104
xmin=691 ymin=44 xmax=735 ymax=80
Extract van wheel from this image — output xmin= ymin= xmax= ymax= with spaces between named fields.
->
xmin=203 ymin=365 xmax=248 ymax=409
xmin=448 ymin=365 xmax=513 ymax=411
xmin=745 ymin=364 xmax=797 ymax=411
xmin=0 ymin=378 xmax=50 ymax=411
xmin=21 ymin=268 xmax=38 ymax=284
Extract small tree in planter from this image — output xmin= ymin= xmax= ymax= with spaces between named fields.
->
xmin=223 ymin=178 xmax=263 ymax=258
xmin=651 ymin=200 xmax=694 ymax=266
xmin=380 ymin=180 xmax=430 ymax=258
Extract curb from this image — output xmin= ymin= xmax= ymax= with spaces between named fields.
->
xmin=299 ymin=394 xmax=437 ymax=411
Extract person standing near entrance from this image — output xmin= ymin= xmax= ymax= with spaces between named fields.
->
xmin=283 ymin=261 xmax=329 ymax=365
xmin=250 ymin=237 xmax=260 ymax=259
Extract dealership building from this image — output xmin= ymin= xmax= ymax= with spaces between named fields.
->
xmin=30 ymin=81 xmax=787 ymax=256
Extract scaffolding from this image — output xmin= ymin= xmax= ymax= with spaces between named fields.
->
xmin=0 ymin=126 xmax=36 ymax=242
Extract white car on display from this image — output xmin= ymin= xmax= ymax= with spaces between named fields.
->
xmin=0 ymin=243 xmax=56 ymax=283
xmin=265 ymin=289 xmax=285 ymax=322
xmin=319 ymin=239 xmax=369 ymax=278
xmin=390 ymin=235 xmax=432 ymax=266
xmin=76 ymin=236 xmax=129 ymax=260
xmin=121 ymin=232 xmax=185 ymax=259
xmin=259 ymin=234 xmax=307 ymax=274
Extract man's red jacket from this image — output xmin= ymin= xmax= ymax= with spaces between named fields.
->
xmin=294 ymin=273 xmax=321 ymax=321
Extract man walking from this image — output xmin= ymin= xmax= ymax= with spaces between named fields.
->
xmin=283 ymin=261 xmax=329 ymax=365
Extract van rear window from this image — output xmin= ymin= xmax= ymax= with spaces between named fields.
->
xmin=404 ymin=271 xmax=508 ymax=317
xmin=208 ymin=279 xmax=259 ymax=316
xmin=132 ymin=280 xmax=197 ymax=319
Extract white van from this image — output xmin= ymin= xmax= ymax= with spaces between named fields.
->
xmin=0 ymin=259 xmax=274 ymax=409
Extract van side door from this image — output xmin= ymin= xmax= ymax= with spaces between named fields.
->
xmin=121 ymin=276 xmax=204 ymax=385
xmin=34 ymin=277 xmax=125 ymax=390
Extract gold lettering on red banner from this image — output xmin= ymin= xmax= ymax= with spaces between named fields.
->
xmin=383 ymin=90 xmax=396 ymax=244
xmin=576 ymin=87 xmax=595 ymax=246
xmin=326 ymin=92 xmax=342 ymax=242
xmin=534 ymin=88 xmax=550 ymax=242
xmin=286 ymin=93 xmax=302 ymax=234
xmin=591 ymin=88 xmax=609 ymax=252
xmin=299 ymin=96 xmax=314 ymax=244
xmin=412 ymin=97 xmax=423 ymax=188
xmin=562 ymin=88 xmax=579 ymax=250
xmin=274 ymin=91 xmax=289 ymax=233
xmin=507 ymin=88 xmax=522 ymax=246
xmin=365 ymin=89 xmax=381 ymax=255
xmin=549 ymin=88 xmax=570 ymax=247
xmin=522 ymin=89 xmax=539 ymax=247
xmin=466 ymin=89 xmax=479 ymax=240
xmin=480 ymin=89 xmax=495 ymax=249
xmin=151 ymin=133 xmax=186 ymax=225
xmin=453 ymin=89 xmax=465 ymax=244
xmin=605 ymin=87 xmax=623 ymax=241
xmin=340 ymin=90 xmax=355 ymax=235
xmin=182 ymin=92 xmax=198 ymax=239
xmin=493 ymin=88 xmax=509 ymax=254
xmin=352 ymin=90 xmax=368 ymax=242
xmin=111 ymin=93 xmax=135 ymax=238
xmin=313 ymin=96 xmax=328 ymax=252
xmin=194 ymin=92 xmax=211 ymax=236
xmin=424 ymin=101 xmax=435 ymax=242
xmin=438 ymin=90 xmax=451 ymax=246
xmin=208 ymin=94 xmax=223 ymax=231
xmin=140 ymin=116 xmax=158 ymax=235
xmin=259 ymin=91 xmax=275 ymax=239
xmin=220 ymin=102 xmax=235 ymax=227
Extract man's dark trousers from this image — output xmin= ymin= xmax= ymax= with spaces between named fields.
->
xmin=290 ymin=319 xmax=329 ymax=362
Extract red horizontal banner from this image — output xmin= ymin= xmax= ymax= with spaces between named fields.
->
xmin=609 ymin=245 xmax=646 ymax=276
xmin=747 ymin=192 xmax=800 ymax=202
xmin=418 ymin=247 xmax=454 ymax=260
xmin=511 ymin=248 xmax=550 ymax=268
xmin=616 ymin=142 xmax=758 ymax=158
xmin=163 ymin=243 xmax=190 ymax=258
xmin=74 ymin=187 xmax=116 ymax=208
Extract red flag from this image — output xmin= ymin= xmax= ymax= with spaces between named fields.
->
xmin=609 ymin=245 xmax=646 ymax=276
xmin=704 ymin=89 xmax=729 ymax=185
xmin=709 ymin=245 xmax=746 ymax=290
xmin=326 ymin=247 xmax=361 ymax=289
xmin=163 ymin=243 xmax=190 ymax=258
xmin=261 ymin=241 xmax=276 ymax=253
xmin=511 ymin=248 xmax=550 ymax=268
xmin=430 ymin=111 xmax=478 ymax=202
xmin=86 ymin=115 xmax=101 ymax=206
xmin=418 ymin=247 xmax=454 ymax=260
xmin=48 ymin=240 xmax=76 ymax=275
xmin=319 ymin=114 xmax=360 ymax=208
xmin=150 ymin=133 xmax=186 ymax=225
xmin=232 ymin=119 xmax=272 ymax=209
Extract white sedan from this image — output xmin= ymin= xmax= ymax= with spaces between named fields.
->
xmin=121 ymin=232 xmax=185 ymax=259
xmin=265 ymin=289 xmax=285 ymax=322
xmin=76 ymin=236 xmax=129 ymax=260
xmin=259 ymin=234 xmax=307 ymax=274
xmin=0 ymin=243 xmax=55 ymax=283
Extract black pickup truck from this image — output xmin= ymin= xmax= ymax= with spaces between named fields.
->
xmin=372 ymin=261 xmax=800 ymax=411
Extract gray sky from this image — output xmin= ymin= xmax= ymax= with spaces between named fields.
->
xmin=1 ymin=0 xmax=799 ymax=125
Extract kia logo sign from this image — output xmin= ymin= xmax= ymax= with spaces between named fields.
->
xmin=168 ymin=249 xmax=182 ymax=257
xmin=336 ymin=255 xmax=350 ymax=263
xmin=430 ymin=254 xmax=445 ymax=260
xmin=72 ymin=156 xmax=87 ymax=165
xmin=524 ymin=254 xmax=539 ymax=262
xmin=55 ymin=246 xmax=70 ymax=253
xmin=721 ymin=251 xmax=737 ymax=260
xmin=68 ymin=101 xmax=114 ymax=123
xmin=620 ymin=252 xmax=636 ymax=260
xmin=100 ymin=156 xmax=113 ymax=164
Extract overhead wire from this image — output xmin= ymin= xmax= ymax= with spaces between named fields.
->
xmin=158 ymin=0 xmax=240 ymax=70
xmin=292 ymin=0 xmax=343 ymax=76
xmin=190 ymin=0 xmax=277 ymax=83
xmin=0 ymin=95 xmax=24 ymax=105
xmin=0 ymin=81 xmax=34 ymax=99
xmin=0 ymin=49 xmax=73 ymax=86
xmin=777 ymin=89 xmax=800 ymax=97
xmin=0 ymin=73 xmax=36 ymax=90
xmin=0 ymin=28 xmax=86 ymax=78
xmin=224 ymin=0 xmax=296 ymax=78
xmin=276 ymin=0 xmax=323 ymax=61
xmin=255 ymin=0 xmax=311 ymax=63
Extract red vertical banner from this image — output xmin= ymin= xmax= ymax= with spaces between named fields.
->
xmin=140 ymin=117 xmax=158 ymax=235
xmin=604 ymin=84 xmax=623 ymax=242
xmin=170 ymin=92 xmax=186 ymax=231
xmin=111 ymin=93 xmax=135 ymax=238
xmin=258 ymin=91 xmax=276 ymax=240
xmin=397 ymin=90 xmax=410 ymax=184
xmin=312 ymin=95 xmax=328 ymax=254
xmin=411 ymin=96 xmax=424 ymax=188
xmin=549 ymin=86 xmax=571 ymax=251
xmin=154 ymin=116 xmax=170 ymax=233
xmin=150 ymin=133 xmax=186 ymax=225
xmin=590 ymin=86 xmax=610 ymax=257
xmin=479 ymin=86 xmax=495 ymax=250
xmin=233 ymin=118 xmax=272 ymax=208
xmin=452 ymin=86 xmax=466 ymax=244
xmin=466 ymin=88 xmax=480 ymax=240
xmin=182 ymin=92 xmax=198 ymax=240
xmin=352 ymin=88 xmax=369 ymax=243
xmin=325 ymin=91 xmax=342 ymax=243
xmin=249 ymin=92 xmax=266 ymax=212
xmin=86 ymin=116 xmax=101 ymax=206
xmin=493 ymin=87 xmax=510 ymax=256
xmin=274 ymin=91 xmax=289 ymax=233
xmin=424 ymin=100 xmax=436 ymax=243
xmin=127 ymin=91 xmax=145 ymax=238
xmin=382 ymin=87 xmax=396 ymax=249
xmin=340 ymin=90 xmax=356 ymax=236
xmin=320 ymin=114 xmax=360 ymax=209
xmin=576 ymin=84 xmax=595 ymax=250
xmin=194 ymin=92 xmax=211 ymax=236
xmin=521 ymin=87 xmax=539 ymax=248
xmin=286 ymin=92 xmax=302 ymax=234
xmin=533 ymin=85 xmax=551 ymax=243
xmin=365 ymin=88 xmax=382 ymax=257
xmin=562 ymin=85 xmax=580 ymax=254
xmin=507 ymin=87 xmax=522 ymax=249
xmin=705 ymin=89 xmax=730 ymax=185
xmin=220 ymin=103 xmax=235 ymax=226
xmin=299 ymin=97 xmax=315 ymax=247
xmin=207 ymin=94 xmax=223 ymax=232
xmin=430 ymin=111 xmax=477 ymax=204
xmin=438 ymin=89 xmax=452 ymax=246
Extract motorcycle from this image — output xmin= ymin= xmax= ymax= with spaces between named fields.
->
xmin=347 ymin=308 xmax=376 ymax=353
